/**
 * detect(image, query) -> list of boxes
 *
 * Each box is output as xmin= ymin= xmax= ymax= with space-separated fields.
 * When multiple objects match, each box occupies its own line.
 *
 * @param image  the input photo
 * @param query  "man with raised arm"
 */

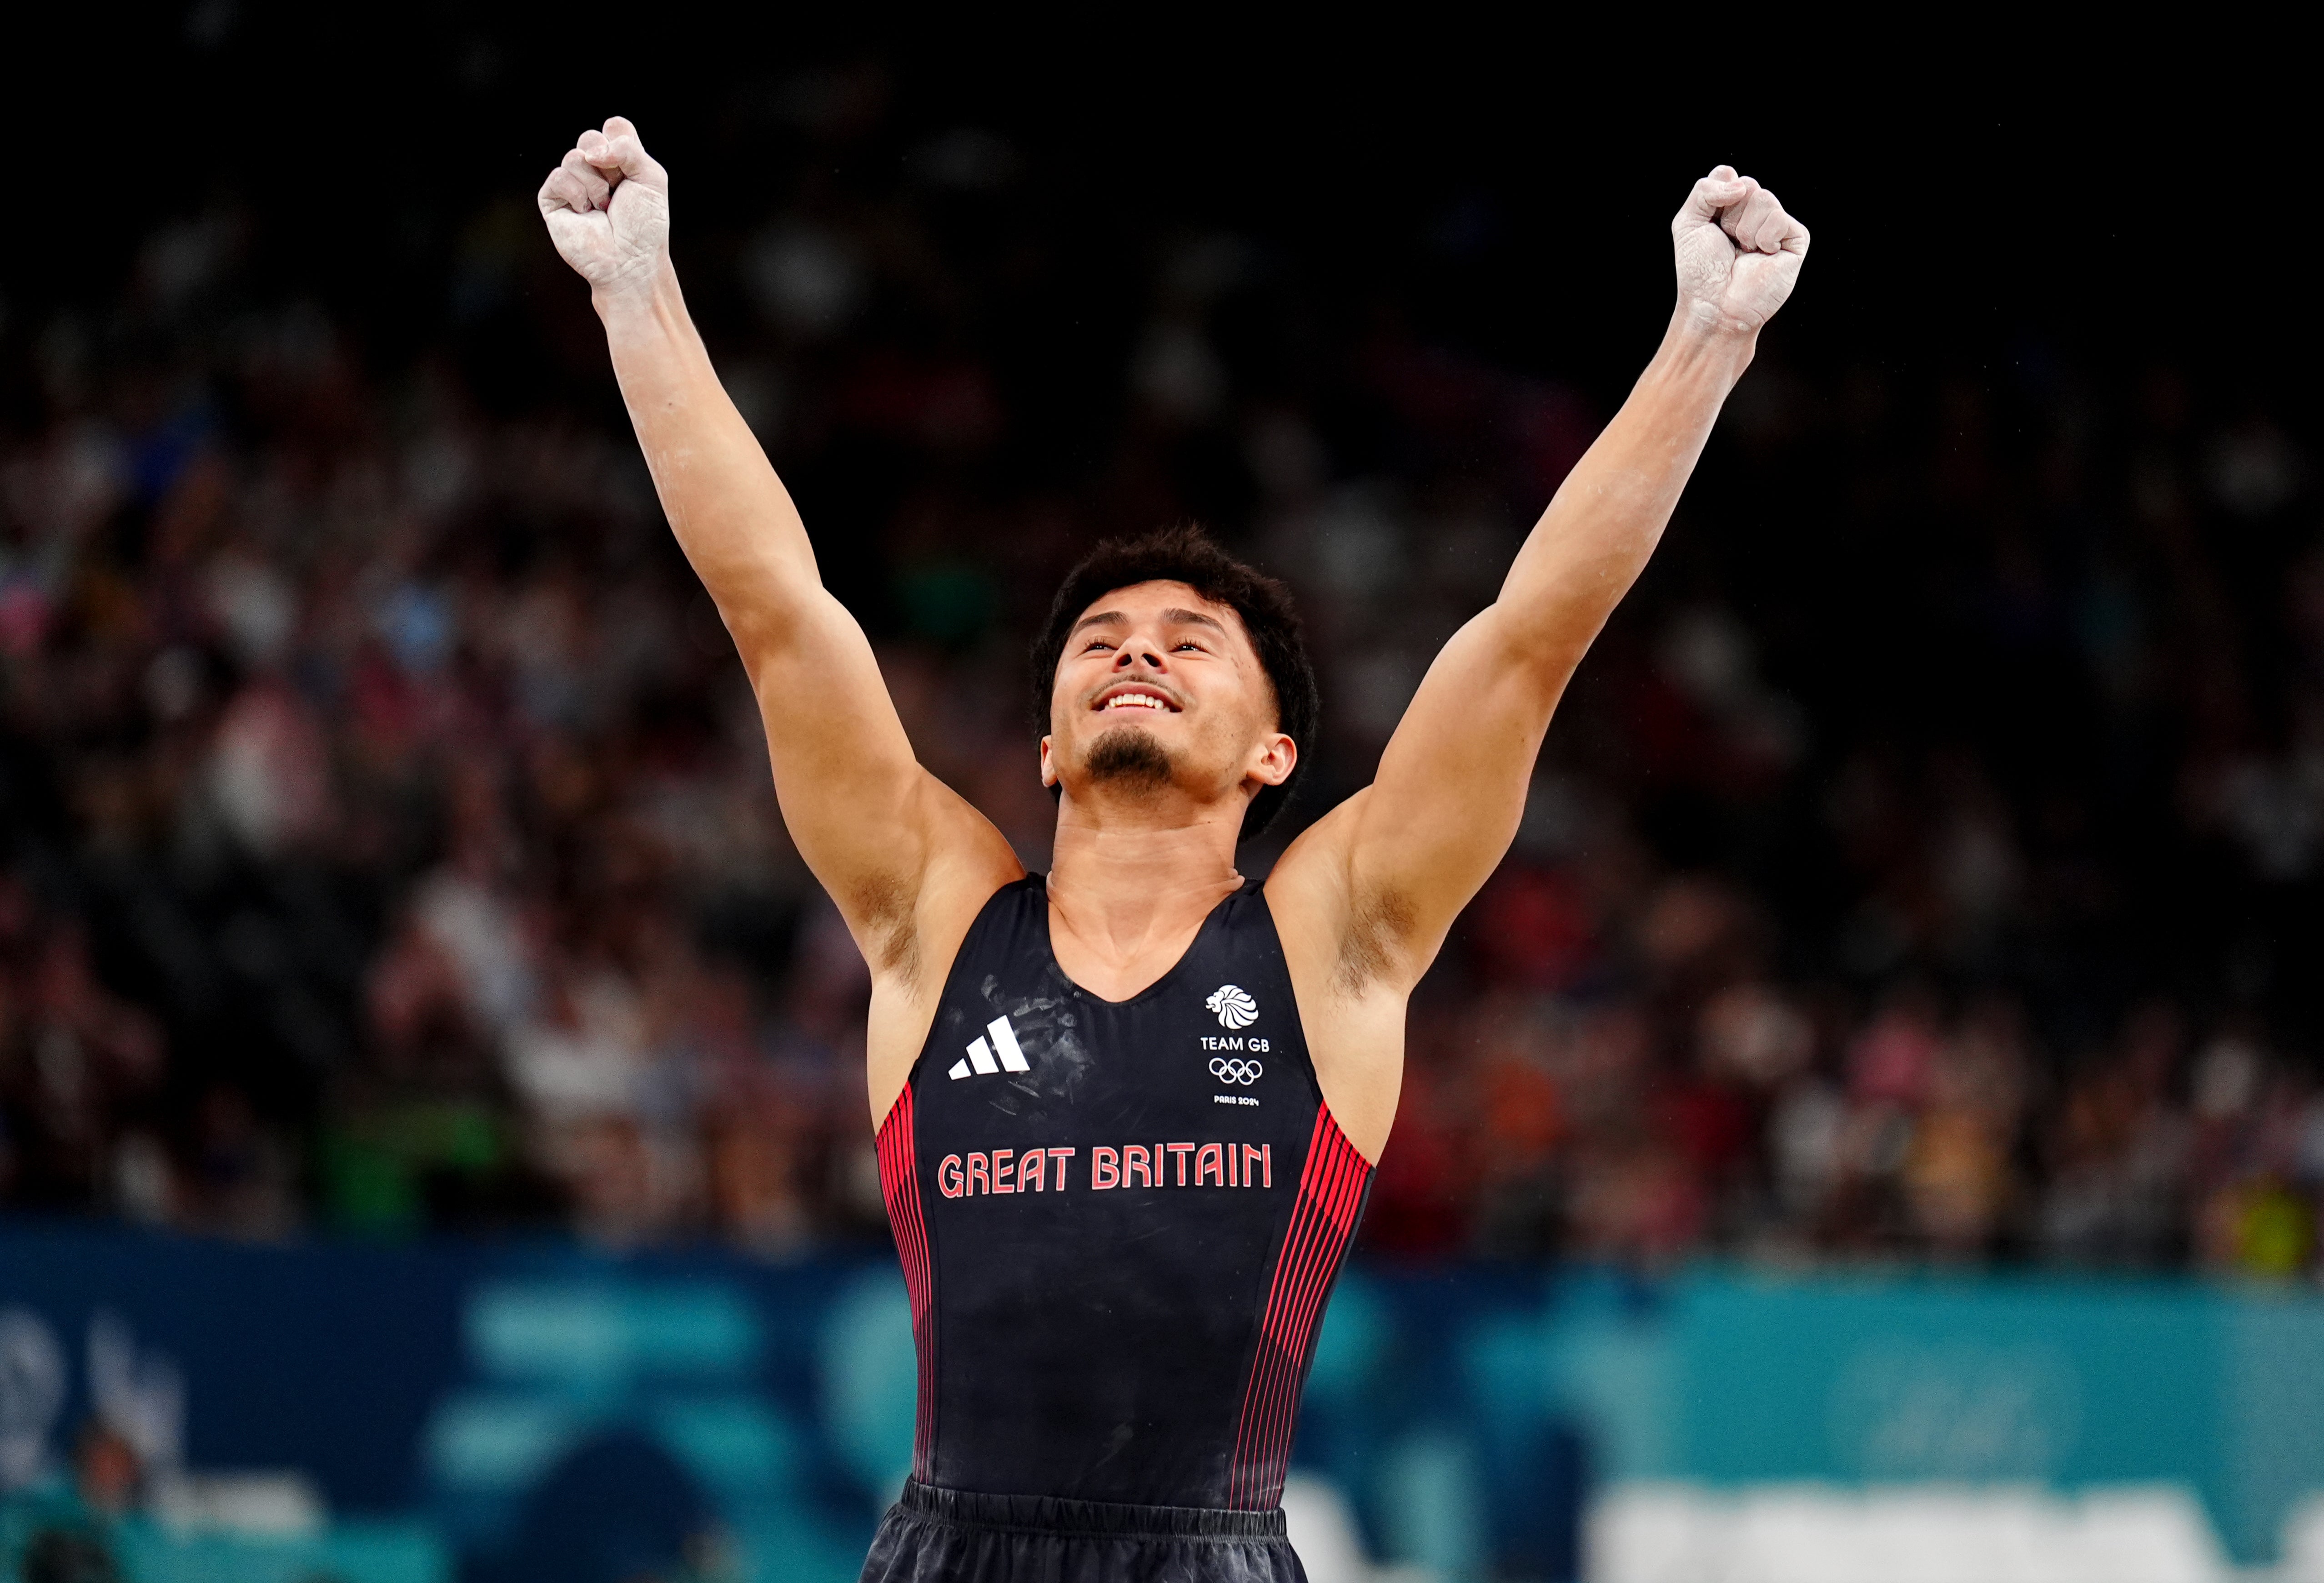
xmin=539 ymin=118 xmax=1805 ymax=1583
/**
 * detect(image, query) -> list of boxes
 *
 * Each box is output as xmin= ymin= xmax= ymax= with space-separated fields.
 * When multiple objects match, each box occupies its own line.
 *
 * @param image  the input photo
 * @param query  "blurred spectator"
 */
xmin=2 ymin=70 xmax=2323 ymax=1285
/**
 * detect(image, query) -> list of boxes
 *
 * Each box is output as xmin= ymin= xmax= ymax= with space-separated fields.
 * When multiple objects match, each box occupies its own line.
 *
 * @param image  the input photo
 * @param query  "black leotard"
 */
xmin=874 ymin=876 xmax=1374 ymax=1512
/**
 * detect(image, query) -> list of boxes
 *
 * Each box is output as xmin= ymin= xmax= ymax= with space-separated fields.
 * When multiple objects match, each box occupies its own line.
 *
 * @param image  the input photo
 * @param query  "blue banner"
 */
xmin=6 ymin=1221 xmax=2323 ymax=1577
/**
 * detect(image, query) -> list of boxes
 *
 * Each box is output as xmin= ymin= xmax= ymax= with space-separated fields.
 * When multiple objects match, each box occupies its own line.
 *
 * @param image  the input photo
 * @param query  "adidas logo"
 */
xmin=948 ymin=1015 xmax=1032 ymax=1080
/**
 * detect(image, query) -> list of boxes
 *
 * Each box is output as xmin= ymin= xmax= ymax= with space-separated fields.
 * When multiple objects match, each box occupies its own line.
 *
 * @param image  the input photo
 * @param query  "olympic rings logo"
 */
xmin=1210 ymin=1057 xmax=1264 ymax=1085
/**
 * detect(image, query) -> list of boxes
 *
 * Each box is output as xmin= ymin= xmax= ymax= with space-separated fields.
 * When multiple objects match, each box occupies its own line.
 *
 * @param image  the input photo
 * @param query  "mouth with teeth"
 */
xmin=1093 ymin=684 xmax=1180 ymax=714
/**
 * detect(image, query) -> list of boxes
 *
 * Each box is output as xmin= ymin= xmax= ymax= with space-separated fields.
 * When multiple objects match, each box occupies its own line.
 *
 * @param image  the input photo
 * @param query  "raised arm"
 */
xmin=537 ymin=120 xmax=1019 ymax=975
xmin=1278 ymin=167 xmax=1807 ymax=995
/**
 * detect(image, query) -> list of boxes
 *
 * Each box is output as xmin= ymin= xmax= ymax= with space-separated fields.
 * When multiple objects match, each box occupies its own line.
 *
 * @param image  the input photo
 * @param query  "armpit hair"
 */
xmin=850 ymin=872 xmax=922 ymax=985
xmin=1335 ymin=882 xmax=1415 ymax=995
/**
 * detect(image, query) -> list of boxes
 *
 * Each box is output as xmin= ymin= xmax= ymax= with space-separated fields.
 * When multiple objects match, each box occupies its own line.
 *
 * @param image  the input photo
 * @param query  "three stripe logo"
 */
xmin=948 ymin=1015 xmax=1032 ymax=1080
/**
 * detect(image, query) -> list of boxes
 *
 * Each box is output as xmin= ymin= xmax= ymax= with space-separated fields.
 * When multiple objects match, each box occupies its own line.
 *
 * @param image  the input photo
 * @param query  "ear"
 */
xmin=1244 ymin=732 xmax=1296 ymax=791
xmin=1039 ymin=735 xmax=1057 ymax=788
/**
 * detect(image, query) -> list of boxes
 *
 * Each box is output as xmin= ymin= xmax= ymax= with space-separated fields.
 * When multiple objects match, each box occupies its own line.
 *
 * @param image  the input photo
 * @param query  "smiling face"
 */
xmin=1040 ymin=579 xmax=1295 ymax=817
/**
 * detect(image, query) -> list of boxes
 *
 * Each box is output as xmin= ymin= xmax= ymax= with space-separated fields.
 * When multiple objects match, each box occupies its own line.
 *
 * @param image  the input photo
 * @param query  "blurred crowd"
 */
xmin=4 ymin=69 xmax=2322 ymax=1277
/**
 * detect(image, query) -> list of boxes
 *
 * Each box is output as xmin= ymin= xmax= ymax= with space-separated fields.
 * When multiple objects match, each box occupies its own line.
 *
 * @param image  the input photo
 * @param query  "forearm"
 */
xmin=595 ymin=260 xmax=820 ymax=652
xmin=1314 ymin=168 xmax=1803 ymax=990
xmin=537 ymin=119 xmax=1018 ymax=932
xmin=1495 ymin=311 xmax=1754 ymax=666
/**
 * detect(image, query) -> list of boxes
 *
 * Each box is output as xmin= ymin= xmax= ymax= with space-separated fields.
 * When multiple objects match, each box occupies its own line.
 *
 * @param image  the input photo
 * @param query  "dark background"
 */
xmin=5 ymin=11 xmax=2322 ymax=1272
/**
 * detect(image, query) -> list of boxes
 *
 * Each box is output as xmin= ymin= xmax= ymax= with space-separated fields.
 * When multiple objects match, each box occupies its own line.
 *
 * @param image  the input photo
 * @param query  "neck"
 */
xmin=1046 ymin=786 xmax=1245 ymax=963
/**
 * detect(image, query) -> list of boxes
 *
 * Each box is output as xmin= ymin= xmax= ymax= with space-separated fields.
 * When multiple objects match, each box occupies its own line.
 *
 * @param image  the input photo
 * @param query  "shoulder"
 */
xmin=845 ymin=784 xmax=1021 ymax=980
xmin=1260 ymin=789 xmax=1421 ymax=1001
xmin=1253 ymin=808 xmax=1410 ymax=1165
xmin=898 ymin=838 xmax=1032 ymax=992
xmin=863 ymin=854 xmax=1029 ymax=1128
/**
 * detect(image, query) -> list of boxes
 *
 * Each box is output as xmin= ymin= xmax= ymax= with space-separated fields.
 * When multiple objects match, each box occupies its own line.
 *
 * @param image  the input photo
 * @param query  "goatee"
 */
xmin=1085 ymin=726 xmax=1174 ymax=790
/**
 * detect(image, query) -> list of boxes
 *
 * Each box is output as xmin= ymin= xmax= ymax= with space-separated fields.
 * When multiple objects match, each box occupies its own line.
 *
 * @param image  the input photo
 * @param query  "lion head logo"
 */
xmin=1205 ymin=984 xmax=1259 ymax=1030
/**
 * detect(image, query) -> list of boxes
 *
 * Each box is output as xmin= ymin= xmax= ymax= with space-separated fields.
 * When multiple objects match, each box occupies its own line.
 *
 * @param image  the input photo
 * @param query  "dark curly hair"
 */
xmin=1030 ymin=526 xmax=1320 ymax=839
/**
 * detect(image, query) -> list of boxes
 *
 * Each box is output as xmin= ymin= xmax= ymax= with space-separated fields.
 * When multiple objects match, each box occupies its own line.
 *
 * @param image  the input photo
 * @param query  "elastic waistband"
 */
xmin=897 ymin=1479 xmax=1287 ymax=1540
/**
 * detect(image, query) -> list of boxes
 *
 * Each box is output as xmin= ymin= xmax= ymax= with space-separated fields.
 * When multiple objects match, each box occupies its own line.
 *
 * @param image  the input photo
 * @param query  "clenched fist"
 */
xmin=1672 ymin=166 xmax=1808 ymax=334
xmin=537 ymin=117 xmax=670 ymax=301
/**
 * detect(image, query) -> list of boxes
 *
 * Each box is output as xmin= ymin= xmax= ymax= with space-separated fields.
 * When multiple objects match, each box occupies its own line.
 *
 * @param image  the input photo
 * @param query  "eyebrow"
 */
xmin=1069 ymin=606 xmax=1230 ymax=638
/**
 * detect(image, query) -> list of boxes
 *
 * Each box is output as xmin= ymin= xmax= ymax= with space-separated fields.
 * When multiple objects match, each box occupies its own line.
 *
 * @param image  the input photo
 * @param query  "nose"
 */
xmin=1114 ymin=639 xmax=1165 ymax=669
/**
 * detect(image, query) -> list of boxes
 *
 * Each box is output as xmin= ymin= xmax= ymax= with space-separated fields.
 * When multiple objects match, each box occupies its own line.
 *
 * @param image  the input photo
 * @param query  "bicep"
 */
xmin=1270 ymin=616 xmax=1562 ymax=1136
xmin=1341 ymin=608 xmax=1567 ymax=973
xmin=748 ymin=590 xmax=1018 ymax=955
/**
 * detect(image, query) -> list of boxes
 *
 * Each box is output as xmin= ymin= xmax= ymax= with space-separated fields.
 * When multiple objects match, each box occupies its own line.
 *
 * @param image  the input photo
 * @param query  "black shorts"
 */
xmin=861 ymin=1479 xmax=1306 ymax=1583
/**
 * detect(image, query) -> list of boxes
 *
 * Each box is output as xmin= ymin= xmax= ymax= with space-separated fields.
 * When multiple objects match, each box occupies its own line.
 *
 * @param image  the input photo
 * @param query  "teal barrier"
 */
xmin=1481 ymin=1268 xmax=2324 ymax=1565
xmin=111 ymin=1518 xmax=447 ymax=1583
xmin=9 ymin=1219 xmax=2324 ymax=1575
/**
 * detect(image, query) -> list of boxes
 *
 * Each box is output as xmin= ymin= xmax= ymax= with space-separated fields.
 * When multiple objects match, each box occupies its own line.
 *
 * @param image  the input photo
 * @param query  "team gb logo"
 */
xmin=1206 ymin=985 xmax=1259 ymax=1030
